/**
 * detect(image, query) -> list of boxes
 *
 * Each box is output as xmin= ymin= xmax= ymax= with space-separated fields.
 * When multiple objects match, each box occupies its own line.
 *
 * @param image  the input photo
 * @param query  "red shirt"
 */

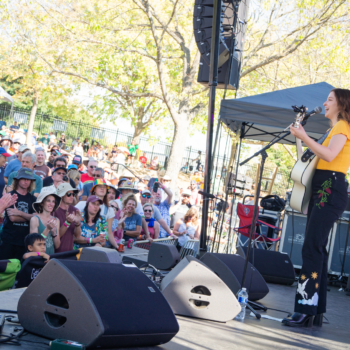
xmin=81 ymin=173 xmax=94 ymax=184
xmin=139 ymin=156 xmax=147 ymax=164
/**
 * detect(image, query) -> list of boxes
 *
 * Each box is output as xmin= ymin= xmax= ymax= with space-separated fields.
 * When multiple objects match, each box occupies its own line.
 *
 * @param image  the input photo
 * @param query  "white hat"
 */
xmin=33 ymin=187 xmax=61 ymax=213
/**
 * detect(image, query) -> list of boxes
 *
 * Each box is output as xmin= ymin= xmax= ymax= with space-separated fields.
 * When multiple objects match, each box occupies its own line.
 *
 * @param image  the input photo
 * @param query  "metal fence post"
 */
xmin=76 ymin=120 xmax=82 ymax=139
xmin=115 ymin=129 xmax=119 ymax=145
xmin=186 ymin=146 xmax=192 ymax=173
xmin=38 ymin=112 xmax=44 ymax=135
xmin=150 ymin=145 xmax=155 ymax=163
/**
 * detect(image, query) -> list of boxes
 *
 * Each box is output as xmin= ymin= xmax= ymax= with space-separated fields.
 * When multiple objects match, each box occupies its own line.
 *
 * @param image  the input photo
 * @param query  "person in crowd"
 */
xmin=22 ymin=233 xmax=50 ymax=263
xmin=119 ymin=194 xmax=142 ymax=243
xmin=54 ymin=183 xmax=81 ymax=253
xmin=180 ymin=162 xmax=189 ymax=173
xmin=4 ymin=145 xmax=30 ymax=184
xmin=109 ymin=199 xmax=119 ymax=231
xmin=0 ymin=193 xmax=18 ymax=216
xmin=189 ymin=180 xmax=200 ymax=206
xmin=60 ymin=150 xmax=71 ymax=163
xmin=127 ymin=140 xmax=138 ymax=166
xmin=30 ymin=187 xmax=61 ymax=255
xmin=193 ymin=150 xmax=202 ymax=171
xmin=108 ymin=145 xmax=117 ymax=161
xmin=16 ymin=129 xmax=26 ymax=144
xmin=139 ymin=189 xmax=173 ymax=237
xmin=75 ymin=179 xmax=118 ymax=249
xmin=172 ymin=207 xmax=200 ymax=250
xmin=113 ymin=149 xmax=126 ymax=175
xmin=213 ymin=173 xmax=223 ymax=194
xmin=0 ymin=135 xmax=13 ymax=152
xmin=159 ymin=174 xmax=172 ymax=201
xmin=116 ymin=180 xmax=143 ymax=215
xmin=143 ymin=175 xmax=151 ymax=188
xmin=7 ymin=138 xmax=21 ymax=162
xmin=80 ymin=167 xmax=104 ymax=201
xmin=6 ymin=152 xmax=43 ymax=197
xmin=0 ymin=168 xmax=36 ymax=260
xmin=73 ymin=195 xmax=107 ymax=249
xmin=138 ymin=152 xmax=147 ymax=168
xmin=67 ymin=169 xmax=83 ymax=197
xmin=40 ymin=133 xmax=50 ymax=148
xmin=71 ymin=137 xmax=79 ymax=150
xmin=58 ymin=133 xmax=66 ymax=149
xmin=139 ymin=203 xmax=160 ymax=240
xmin=44 ymin=167 xmax=68 ymax=191
xmin=49 ymin=132 xmax=56 ymax=145
xmin=147 ymin=168 xmax=163 ymax=191
xmin=81 ymin=159 xmax=98 ymax=184
xmin=31 ymin=131 xmax=38 ymax=146
xmin=10 ymin=121 xmax=19 ymax=130
xmin=0 ymin=148 xmax=11 ymax=197
xmin=83 ymin=138 xmax=89 ymax=154
xmin=46 ymin=150 xmax=56 ymax=169
xmin=72 ymin=155 xmax=84 ymax=173
xmin=34 ymin=148 xmax=51 ymax=179
xmin=107 ymin=185 xmax=119 ymax=202
xmin=150 ymin=156 xmax=159 ymax=170
xmin=152 ymin=181 xmax=173 ymax=238
xmin=43 ymin=157 xmax=76 ymax=189
xmin=73 ymin=142 xmax=84 ymax=157
xmin=170 ymin=189 xmax=192 ymax=227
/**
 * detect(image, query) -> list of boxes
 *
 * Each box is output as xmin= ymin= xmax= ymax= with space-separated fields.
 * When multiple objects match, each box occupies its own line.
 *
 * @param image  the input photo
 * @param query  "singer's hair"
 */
xmin=331 ymin=88 xmax=350 ymax=124
xmin=184 ymin=207 xmax=199 ymax=225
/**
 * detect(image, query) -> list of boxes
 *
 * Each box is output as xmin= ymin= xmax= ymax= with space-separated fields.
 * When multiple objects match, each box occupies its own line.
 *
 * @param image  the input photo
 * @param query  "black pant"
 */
xmin=294 ymin=170 xmax=347 ymax=315
xmin=0 ymin=241 xmax=26 ymax=261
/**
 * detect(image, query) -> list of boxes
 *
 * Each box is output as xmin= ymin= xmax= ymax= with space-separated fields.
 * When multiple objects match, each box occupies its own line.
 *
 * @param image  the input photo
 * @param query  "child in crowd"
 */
xmin=22 ymin=233 xmax=50 ymax=263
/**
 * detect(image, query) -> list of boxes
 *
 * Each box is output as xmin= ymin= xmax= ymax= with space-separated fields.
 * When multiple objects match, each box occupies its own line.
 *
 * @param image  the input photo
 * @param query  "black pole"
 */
xmin=200 ymin=0 xmax=222 ymax=253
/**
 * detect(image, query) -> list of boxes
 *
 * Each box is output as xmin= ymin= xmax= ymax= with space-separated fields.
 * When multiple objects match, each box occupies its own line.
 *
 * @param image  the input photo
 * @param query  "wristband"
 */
xmin=90 ymin=238 xmax=92 ymax=244
xmin=41 ymin=233 xmax=46 ymax=238
xmin=37 ymin=252 xmax=40 ymax=256
xmin=65 ymin=220 xmax=70 ymax=226
xmin=87 ymin=237 xmax=89 ymax=244
xmin=63 ymin=222 xmax=68 ymax=227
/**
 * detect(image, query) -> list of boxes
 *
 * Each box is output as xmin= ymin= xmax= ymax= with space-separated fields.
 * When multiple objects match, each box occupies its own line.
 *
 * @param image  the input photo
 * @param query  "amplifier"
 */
xmin=328 ymin=217 xmax=350 ymax=277
xmin=279 ymin=210 xmax=335 ymax=269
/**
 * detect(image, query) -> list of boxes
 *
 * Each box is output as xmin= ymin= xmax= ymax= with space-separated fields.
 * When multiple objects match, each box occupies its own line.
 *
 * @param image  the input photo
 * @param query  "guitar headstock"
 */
xmin=292 ymin=105 xmax=307 ymax=129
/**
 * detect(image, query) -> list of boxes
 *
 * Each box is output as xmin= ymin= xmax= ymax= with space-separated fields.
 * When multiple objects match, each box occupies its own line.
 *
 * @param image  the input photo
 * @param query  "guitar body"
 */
xmin=290 ymin=155 xmax=319 ymax=214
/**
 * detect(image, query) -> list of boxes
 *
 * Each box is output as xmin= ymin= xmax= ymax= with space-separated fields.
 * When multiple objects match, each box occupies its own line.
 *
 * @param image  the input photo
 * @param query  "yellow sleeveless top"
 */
xmin=316 ymin=120 xmax=350 ymax=174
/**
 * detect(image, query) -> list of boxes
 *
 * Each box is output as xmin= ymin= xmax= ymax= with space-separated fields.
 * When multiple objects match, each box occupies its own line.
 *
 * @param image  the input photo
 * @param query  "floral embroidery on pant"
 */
xmin=316 ymin=178 xmax=332 ymax=208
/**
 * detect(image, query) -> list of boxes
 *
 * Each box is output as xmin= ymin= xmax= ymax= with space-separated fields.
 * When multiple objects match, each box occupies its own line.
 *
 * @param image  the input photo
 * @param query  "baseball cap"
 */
xmin=141 ymin=189 xmax=151 ymax=195
xmin=68 ymin=164 xmax=78 ymax=171
xmin=73 ymin=155 xmax=82 ymax=164
xmin=182 ymin=189 xmax=192 ymax=196
xmin=0 ymin=147 xmax=11 ymax=157
xmin=52 ymin=167 xmax=67 ymax=175
xmin=19 ymin=145 xmax=30 ymax=153
xmin=87 ymin=195 xmax=103 ymax=204
xmin=12 ymin=138 xmax=22 ymax=145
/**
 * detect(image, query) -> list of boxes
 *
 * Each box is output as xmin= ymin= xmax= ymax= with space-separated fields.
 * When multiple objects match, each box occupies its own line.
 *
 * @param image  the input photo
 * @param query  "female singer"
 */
xmin=283 ymin=88 xmax=350 ymax=327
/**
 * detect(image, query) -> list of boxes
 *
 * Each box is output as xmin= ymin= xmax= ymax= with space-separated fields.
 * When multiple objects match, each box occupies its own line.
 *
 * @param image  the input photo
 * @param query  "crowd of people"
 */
xmin=0 ymin=136 xmax=204 ymax=264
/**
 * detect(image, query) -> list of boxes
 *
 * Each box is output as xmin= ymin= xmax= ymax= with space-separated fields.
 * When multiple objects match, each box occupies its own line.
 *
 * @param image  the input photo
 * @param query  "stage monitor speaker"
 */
xmin=160 ymin=256 xmax=240 ymax=322
xmin=79 ymin=246 xmax=122 ymax=264
xmin=200 ymin=253 xmax=269 ymax=301
xmin=148 ymin=243 xmax=180 ymax=270
xmin=18 ymin=259 xmax=179 ymax=348
xmin=280 ymin=210 xmax=335 ymax=269
xmin=240 ymin=247 xmax=295 ymax=285
xmin=328 ymin=218 xmax=350 ymax=276
xmin=122 ymin=255 xmax=148 ymax=268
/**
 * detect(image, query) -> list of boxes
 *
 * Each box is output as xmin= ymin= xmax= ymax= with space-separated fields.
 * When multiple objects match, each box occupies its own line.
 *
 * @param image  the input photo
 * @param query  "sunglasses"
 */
xmin=182 ymin=194 xmax=190 ymax=198
xmin=66 ymin=192 xmax=75 ymax=197
xmin=142 ymin=194 xmax=151 ymax=198
xmin=89 ymin=165 xmax=97 ymax=169
xmin=111 ymin=206 xmax=119 ymax=211
xmin=55 ymin=172 xmax=66 ymax=176
xmin=93 ymin=174 xmax=102 ymax=178
xmin=144 ymin=209 xmax=152 ymax=213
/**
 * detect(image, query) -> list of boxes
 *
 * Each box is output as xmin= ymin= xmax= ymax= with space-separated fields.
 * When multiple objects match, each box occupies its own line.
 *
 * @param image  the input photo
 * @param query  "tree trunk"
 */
xmin=165 ymin=116 xmax=189 ymax=184
xmin=26 ymin=92 xmax=39 ymax=147
xmin=132 ymin=121 xmax=144 ymax=144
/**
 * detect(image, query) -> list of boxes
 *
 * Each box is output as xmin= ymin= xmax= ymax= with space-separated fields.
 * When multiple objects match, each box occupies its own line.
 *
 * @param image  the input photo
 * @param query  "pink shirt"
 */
xmin=190 ymin=189 xmax=200 ymax=206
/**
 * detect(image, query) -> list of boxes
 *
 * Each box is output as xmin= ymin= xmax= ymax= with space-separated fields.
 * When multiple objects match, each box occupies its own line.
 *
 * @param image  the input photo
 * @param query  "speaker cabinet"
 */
xmin=148 ymin=243 xmax=180 ymax=270
xmin=79 ymin=246 xmax=122 ymax=264
xmin=240 ymin=247 xmax=296 ymax=285
xmin=18 ymin=259 xmax=179 ymax=348
xmin=200 ymin=253 xmax=269 ymax=301
xmin=160 ymin=256 xmax=240 ymax=322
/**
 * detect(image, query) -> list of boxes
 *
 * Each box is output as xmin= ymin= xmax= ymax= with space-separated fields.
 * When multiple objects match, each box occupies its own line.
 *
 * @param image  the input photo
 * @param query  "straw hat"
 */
xmin=90 ymin=179 xmax=110 ymax=194
xmin=118 ymin=180 xmax=139 ymax=194
xmin=33 ymin=187 xmax=61 ymax=213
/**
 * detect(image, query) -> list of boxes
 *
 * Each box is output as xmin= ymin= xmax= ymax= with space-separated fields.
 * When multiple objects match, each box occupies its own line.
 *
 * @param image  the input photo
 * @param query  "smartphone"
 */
xmin=153 ymin=178 xmax=159 ymax=192
xmin=63 ymin=175 xmax=69 ymax=182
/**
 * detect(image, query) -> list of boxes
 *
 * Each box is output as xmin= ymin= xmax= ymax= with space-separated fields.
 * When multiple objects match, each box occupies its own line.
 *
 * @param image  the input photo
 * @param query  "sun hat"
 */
xmin=118 ymin=180 xmax=139 ymax=194
xmin=33 ymin=187 xmax=61 ymax=213
xmin=0 ymin=147 xmax=11 ymax=157
xmin=158 ymin=169 xmax=166 ymax=178
xmin=90 ymin=179 xmax=110 ymax=194
xmin=162 ymin=175 xmax=171 ymax=181
xmin=143 ymin=175 xmax=151 ymax=181
xmin=0 ymin=136 xmax=13 ymax=145
xmin=56 ymin=183 xmax=79 ymax=197
xmin=12 ymin=138 xmax=22 ymax=145
xmin=86 ymin=195 xmax=103 ymax=204
xmin=19 ymin=145 xmax=30 ymax=153
xmin=182 ymin=189 xmax=192 ymax=196
xmin=14 ymin=168 xmax=35 ymax=180
xmin=107 ymin=185 xmax=120 ymax=199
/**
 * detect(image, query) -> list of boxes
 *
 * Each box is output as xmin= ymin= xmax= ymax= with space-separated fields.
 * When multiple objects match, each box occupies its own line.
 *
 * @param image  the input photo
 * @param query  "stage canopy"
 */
xmin=219 ymin=82 xmax=334 ymax=144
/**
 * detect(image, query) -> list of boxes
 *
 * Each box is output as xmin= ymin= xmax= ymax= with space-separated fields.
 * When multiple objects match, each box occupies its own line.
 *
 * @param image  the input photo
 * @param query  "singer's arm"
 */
xmin=291 ymin=125 xmax=346 ymax=162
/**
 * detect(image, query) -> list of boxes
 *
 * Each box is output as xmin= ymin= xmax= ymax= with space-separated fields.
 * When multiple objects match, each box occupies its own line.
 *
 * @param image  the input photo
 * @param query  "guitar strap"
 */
xmin=301 ymin=128 xmax=333 ymax=162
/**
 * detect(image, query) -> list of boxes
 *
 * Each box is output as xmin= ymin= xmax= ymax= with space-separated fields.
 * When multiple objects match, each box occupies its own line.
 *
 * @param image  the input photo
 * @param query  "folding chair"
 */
xmin=234 ymin=202 xmax=281 ymax=250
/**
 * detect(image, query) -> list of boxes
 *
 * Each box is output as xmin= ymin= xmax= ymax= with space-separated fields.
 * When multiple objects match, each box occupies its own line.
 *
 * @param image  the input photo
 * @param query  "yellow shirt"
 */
xmin=317 ymin=120 xmax=350 ymax=174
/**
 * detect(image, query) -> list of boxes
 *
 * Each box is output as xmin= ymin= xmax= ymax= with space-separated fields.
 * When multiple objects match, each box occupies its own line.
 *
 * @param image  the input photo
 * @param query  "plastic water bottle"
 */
xmin=235 ymin=288 xmax=248 ymax=321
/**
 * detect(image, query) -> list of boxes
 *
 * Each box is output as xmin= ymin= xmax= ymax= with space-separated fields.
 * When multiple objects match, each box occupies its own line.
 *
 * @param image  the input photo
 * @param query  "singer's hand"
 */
xmin=290 ymin=124 xmax=307 ymax=142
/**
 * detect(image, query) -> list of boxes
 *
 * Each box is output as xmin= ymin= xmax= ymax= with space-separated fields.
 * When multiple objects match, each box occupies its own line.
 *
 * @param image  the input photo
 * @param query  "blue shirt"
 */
xmin=155 ymin=200 xmax=171 ymax=238
xmin=4 ymin=159 xmax=21 ymax=177
xmin=82 ymin=182 xmax=93 ymax=197
xmin=123 ymin=213 xmax=142 ymax=242
xmin=0 ymin=167 xmax=5 ymax=198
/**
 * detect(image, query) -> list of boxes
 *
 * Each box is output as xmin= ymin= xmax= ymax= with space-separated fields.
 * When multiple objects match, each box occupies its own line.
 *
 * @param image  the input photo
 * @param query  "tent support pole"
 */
xmin=200 ymin=0 xmax=222 ymax=255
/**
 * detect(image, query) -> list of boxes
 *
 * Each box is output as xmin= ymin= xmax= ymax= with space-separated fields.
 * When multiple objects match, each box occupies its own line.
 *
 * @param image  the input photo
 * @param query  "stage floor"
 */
xmin=1 ymin=283 xmax=349 ymax=350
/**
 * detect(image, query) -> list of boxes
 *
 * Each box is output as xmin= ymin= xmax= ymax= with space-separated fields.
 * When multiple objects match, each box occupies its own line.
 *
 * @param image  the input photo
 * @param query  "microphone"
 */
xmin=301 ymin=106 xmax=322 ymax=124
xmin=198 ymin=190 xmax=223 ymax=200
